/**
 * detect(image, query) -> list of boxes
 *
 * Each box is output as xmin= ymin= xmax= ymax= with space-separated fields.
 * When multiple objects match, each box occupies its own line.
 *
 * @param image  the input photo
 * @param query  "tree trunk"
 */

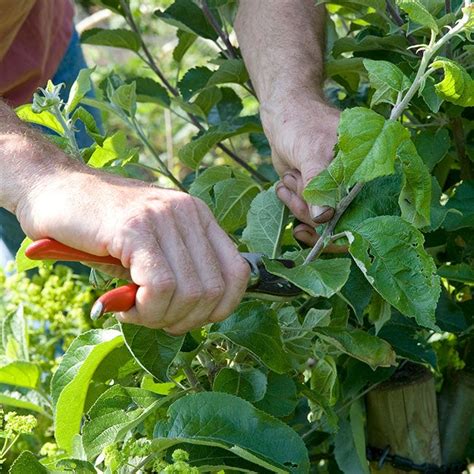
xmin=366 ymin=363 xmax=442 ymax=473
xmin=438 ymin=370 xmax=474 ymax=464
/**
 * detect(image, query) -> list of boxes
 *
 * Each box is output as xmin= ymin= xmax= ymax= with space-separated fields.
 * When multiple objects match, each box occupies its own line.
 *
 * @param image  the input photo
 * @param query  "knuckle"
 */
xmin=203 ymin=282 xmax=225 ymax=301
xmin=181 ymin=284 xmax=203 ymax=305
xmin=153 ymin=274 xmax=177 ymax=294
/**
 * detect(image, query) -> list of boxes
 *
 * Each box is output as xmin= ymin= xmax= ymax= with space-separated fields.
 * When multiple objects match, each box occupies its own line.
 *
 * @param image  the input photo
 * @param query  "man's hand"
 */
xmin=260 ymin=94 xmax=340 ymax=246
xmin=15 ymin=167 xmax=250 ymax=335
xmin=235 ymin=0 xmax=339 ymax=246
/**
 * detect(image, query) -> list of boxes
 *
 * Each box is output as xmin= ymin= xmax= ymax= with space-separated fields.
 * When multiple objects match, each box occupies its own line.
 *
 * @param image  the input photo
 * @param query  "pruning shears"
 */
xmin=25 ymin=238 xmax=303 ymax=320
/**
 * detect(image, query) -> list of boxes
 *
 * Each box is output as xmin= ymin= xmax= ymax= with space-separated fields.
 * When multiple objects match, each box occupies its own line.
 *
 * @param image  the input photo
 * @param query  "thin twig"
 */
xmin=303 ymin=183 xmax=363 ymax=264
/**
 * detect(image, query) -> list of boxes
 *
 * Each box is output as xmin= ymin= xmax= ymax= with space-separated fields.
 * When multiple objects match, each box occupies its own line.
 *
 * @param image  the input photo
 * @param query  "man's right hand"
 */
xmin=16 ymin=166 xmax=250 ymax=335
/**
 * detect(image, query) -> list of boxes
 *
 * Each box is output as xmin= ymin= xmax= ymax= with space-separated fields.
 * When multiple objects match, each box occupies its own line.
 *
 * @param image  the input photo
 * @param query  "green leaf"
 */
xmin=54 ymin=459 xmax=96 ymax=473
xmin=310 ymin=356 xmax=338 ymax=408
xmin=325 ymin=57 xmax=365 ymax=92
xmin=363 ymin=59 xmax=410 ymax=106
xmin=178 ymin=67 xmax=213 ymax=100
xmin=80 ymin=28 xmax=141 ymax=52
xmin=213 ymin=368 xmax=267 ymax=402
xmin=413 ymin=128 xmax=450 ymax=171
xmin=189 ymin=166 xmax=233 ymax=206
xmin=155 ymin=0 xmax=218 ymax=40
xmin=2 ymin=306 xmax=28 ymax=362
xmin=254 ymin=372 xmax=298 ymax=418
xmin=332 ymin=35 xmax=408 ymax=58
xmin=421 ymin=75 xmax=444 ymax=113
xmin=397 ymin=0 xmax=439 ymax=32
xmin=178 ymin=116 xmax=262 ymax=168
xmin=213 ymin=178 xmax=260 ymax=232
xmin=207 ymin=59 xmax=249 ymax=87
xmin=210 ymin=302 xmax=291 ymax=373
xmin=339 ymin=264 xmax=373 ymax=323
xmin=208 ymin=87 xmax=243 ymax=123
xmin=435 ymin=292 xmax=467 ymax=333
xmin=444 ymin=180 xmax=474 ymax=230
xmin=348 ymin=216 xmax=441 ymax=328
xmin=263 ymin=258 xmax=352 ymax=298
xmin=242 ymin=184 xmax=289 ymax=258
xmin=51 ymin=328 xmax=124 ymax=453
xmin=111 ymin=82 xmax=136 ymax=116
xmin=0 ymin=387 xmax=47 ymax=415
xmin=397 ymin=140 xmax=432 ymax=228
xmin=316 ymin=327 xmax=396 ymax=369
xmin=304 ymin=108 xmax=409 ymax=207
xmin=121 ymin=324 xmax=185 ymax=382
xmin=65 ymin=68 xmax=93 ymax=115
xmin=88 ymin=131 xmax=137 ymax=168
xmin=438 ymin=263 xmax=474 ymax=284
xmin=368 ymin=292 xmax=392 ymax=335
xmin=334 ymin=401 xmax=370 ymax=474
xmin=16 ymin=104 xmax=64 ymax=135
xmin=83 ymin=386 xmax=163 ymax=459
xmin=15 ymin=237 xmax=43 ymax=273
xmin=195 ymin=87 xmax=224 ymax=117
xmin=9 ymin=451 xmax=47 ymax=474
xmin=154 ymin=392 xmax=309 ymax=473
xmin=129 ymin=77 xmax=170 ymax=107
xmin=71 ymin=107 xmax=104 ymax=145
xmin=431 ymin=58 xmax=474 ymax=106
xmin=173 ymin=29 xmax=197 ymax=62
xmin=0 ymin=361 xmax=39 ymax=389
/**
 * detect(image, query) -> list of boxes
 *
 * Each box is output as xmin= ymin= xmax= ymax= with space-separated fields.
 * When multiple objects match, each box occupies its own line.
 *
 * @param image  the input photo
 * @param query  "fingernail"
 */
xmin=310 ymin=205 xmax=333 ymax=222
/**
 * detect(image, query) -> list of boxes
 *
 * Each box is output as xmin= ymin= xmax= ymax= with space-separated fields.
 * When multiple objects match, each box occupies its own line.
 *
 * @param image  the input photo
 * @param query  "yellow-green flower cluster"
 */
xmin=4 ymin=412 xmax=37 ymax=435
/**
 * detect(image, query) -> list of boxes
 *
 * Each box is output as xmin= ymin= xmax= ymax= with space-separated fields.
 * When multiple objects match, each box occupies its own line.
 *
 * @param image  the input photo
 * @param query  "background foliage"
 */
xmin=1 ymin=0 xmax=473 ymax=472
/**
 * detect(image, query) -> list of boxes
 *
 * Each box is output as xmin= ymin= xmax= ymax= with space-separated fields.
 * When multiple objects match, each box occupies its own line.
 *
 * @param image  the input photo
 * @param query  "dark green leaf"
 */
xmin=211 ymin=302 xmax=291 ymax=373
xmin=397 ymin=0 xmax=439 ymax=32
xmin=263 ymin=258 xmax=351 ymax=298
xmin=349 ymin=216 xmax=441 ymax=328
xmin=208 ymin=87 xmax=243 ymax=123
xmin=173 ymin=29 xmax=197 ymax=62
xmin=155 ymin=0 xmax=218 ymax=40
xmin=254 ymin=372 xmax=298 ymax=418
xmin=121 ymin=324 xmax=185 ymax=382
xmin=435 ymin=291 xmax=468 ymax=333
xmin=154 ymin=392 xmax=309 ymax=472
xmin=438 ymin=263 xmax=474 ymax=284
xmin=444 ymin=180 xmax=474 ymax=230
xmin=213 ymin=368 xmax=267 ymax=402
xmin=129 ymin=77 xmax=170 ymax=106
xmin=178 ymin=67 xmax=213 ymax=100
xmin=80 ymin=28 xmax=141 ymax=52
xmin=413 ymin=128 xmax=450 ymax=171
xmin=9 ymin=451 xmax=47 ymax=474
xmin=332 ymin=35 xmax=408 ymax=57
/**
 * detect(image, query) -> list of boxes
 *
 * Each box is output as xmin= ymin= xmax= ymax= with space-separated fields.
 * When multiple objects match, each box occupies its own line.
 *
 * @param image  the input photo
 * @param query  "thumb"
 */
xmin=299 ymin=160 xmax=334 ymax=224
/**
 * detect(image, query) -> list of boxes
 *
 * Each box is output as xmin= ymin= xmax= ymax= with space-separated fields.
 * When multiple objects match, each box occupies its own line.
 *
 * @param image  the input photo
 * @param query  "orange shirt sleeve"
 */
xmin=0 ymin=0 xmax=36 ymax=60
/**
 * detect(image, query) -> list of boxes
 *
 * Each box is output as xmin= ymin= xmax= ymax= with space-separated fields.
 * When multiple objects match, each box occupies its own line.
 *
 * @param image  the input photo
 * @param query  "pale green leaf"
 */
xmin=263 ymin=258 xmax=352 ymax=298
xmin=121 ymin=324 xmax=184 ymax=382
xmin=51 ymin=329 xmax=124 ymax=452
xmin=213 ymin=368 xmax=267 ymax=402
xmin=83 ymin=386 xmax=163 ymax=459
xmin=348 ymin=216 xmax=441 ymax=328
xmin=431 ymin=58 xmax=474 ymax=107
xmin=173 ymin=29 xmax=197 ymax=62
xmin=88 ymin=131 xmax=137 ymax=168
xmin=397 ymin=140 xmax=432 ymax=228
xmin=80 ymin=28 xmax=141 ymax=52
xmin=2 ymin=306 xmax=28 ymax=362
xmin=0 ymin=361 xmax=39 ymax=389
xmin=310 ymin=356 xmax=338 ymax=407
xmin=0 ymin=387 xmax=47 ymax=415
xmin=15 ymin=237 xmax=43 ymax=273
xmin=154 ymin=392 xmax=309 ymax=473
xmin=210 ymin=302 xmax=291 ymax=373
xmin=65 ymin=68 xmax=93 ymax=115
xmin=16 ymin=104 xmax=64 ymax=135
xmin=397 ymin=0 xmax=439 ymax=32
xmin=242 ymin=184 xmax=289 ymax=258
xmin=111 ymin=82 xmax=137 ymax=116
xmin=9 ymin=451 xmax=47 ymax=474
xmin=316 ymin=327 xmax=396 ymax=369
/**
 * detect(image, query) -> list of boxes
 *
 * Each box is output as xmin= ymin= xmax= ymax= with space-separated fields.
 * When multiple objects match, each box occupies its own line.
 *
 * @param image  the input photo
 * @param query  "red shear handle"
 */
xmin=25 ymin=238 xmax=138 ymax=319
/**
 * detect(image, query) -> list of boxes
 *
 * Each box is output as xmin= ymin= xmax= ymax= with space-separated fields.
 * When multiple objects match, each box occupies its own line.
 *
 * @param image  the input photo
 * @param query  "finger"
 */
xmin=201 ymin=215 xmax=250 ymax=323
xmin=118 ymin=232 xmax=176 ymax=328
xmin=162 ymin=200 xmax=225 ymax=334
xmin=276 ymin=183 xmax=314 ymax=226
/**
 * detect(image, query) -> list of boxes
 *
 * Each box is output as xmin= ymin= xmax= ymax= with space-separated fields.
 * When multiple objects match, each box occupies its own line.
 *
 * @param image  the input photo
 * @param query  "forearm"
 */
xmin=0 ymin=99 xmax=80 ymax=215
xmin=235 ymin=0 xmax=326 ymax=105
